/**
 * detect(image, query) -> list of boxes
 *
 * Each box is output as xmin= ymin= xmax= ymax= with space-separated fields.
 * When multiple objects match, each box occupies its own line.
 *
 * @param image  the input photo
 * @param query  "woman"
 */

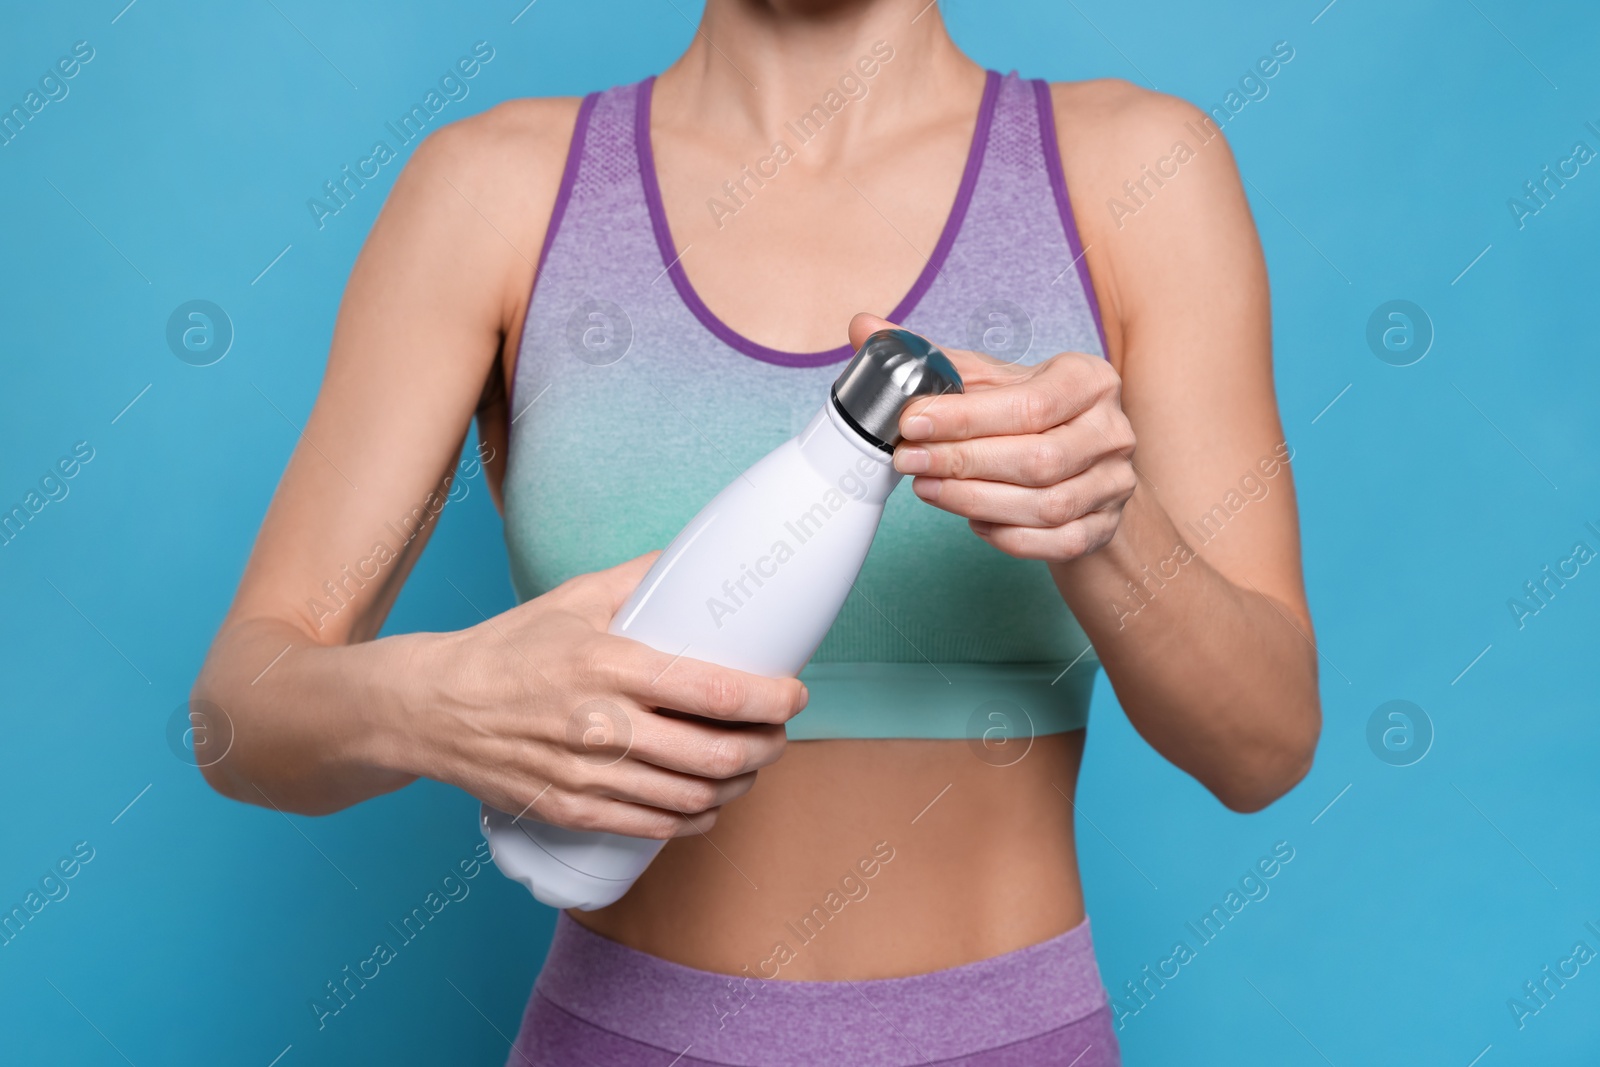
xmin=195 ymin=0 xmax=1320 ymax=1062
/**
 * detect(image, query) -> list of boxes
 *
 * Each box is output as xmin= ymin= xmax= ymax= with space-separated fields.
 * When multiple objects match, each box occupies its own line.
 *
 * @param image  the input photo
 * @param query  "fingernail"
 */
xmin=903 ymin=414 xmax=934 ymax=440
xmin=895 ymin=447 xmax=931 ymax=474
xmin=913 ymin=477 xmax=942 ymax=502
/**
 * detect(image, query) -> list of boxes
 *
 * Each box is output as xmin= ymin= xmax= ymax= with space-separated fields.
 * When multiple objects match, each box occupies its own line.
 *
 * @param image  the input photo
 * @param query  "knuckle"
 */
xmin=684 ymin=809 xmax=721 ymax=836
xmin=563 ymin=756 xmax=613 ymax=797
xmin=539 ymin=789 xmax=583 ymax=827
xmin=700 ymin=734 xmax=747 ymax=778
xmin=1025 ymin=440 xmax=1061 ymax=484
xmin=1043 ymin=383 xmax=1077 ymax=429
xmin=1041 ymin=484 xmax=1078 ymax=527
xmin=1020 ymin=388 xmax=1052 ymax=431
xmin=1117 ymin=465 xmax=1139 ymax=497
xmin=639 ymin=811 xmax=684 ymax=840
xmin=1091 ymin=354 xmax=1120 ymax=389
xmin=572 ymin=637 xmax=615 ymax=688
xmin=678 ymin=778 xmax=721 ymax=813
xmin=697 ymin=671 xmax=747 ymax=718
xmin=762 ymin=728 xmax=790 ymax=765
xmin=1058 ymin=522 xmax=1091 ymax=559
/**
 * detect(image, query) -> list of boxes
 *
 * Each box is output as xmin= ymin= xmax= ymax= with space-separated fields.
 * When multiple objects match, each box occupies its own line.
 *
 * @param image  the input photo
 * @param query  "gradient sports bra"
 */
xmin=502 ymin=71 xmax=1108 ymax=741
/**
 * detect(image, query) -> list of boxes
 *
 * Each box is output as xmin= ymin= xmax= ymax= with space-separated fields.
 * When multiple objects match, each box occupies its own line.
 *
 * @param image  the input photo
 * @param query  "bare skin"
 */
xmin=194 ymin=0 xmax=1318 ymax=982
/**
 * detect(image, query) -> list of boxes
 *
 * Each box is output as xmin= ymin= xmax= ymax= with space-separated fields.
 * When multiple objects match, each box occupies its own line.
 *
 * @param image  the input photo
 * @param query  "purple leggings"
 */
xmin=507 ymin=913 xmax=1121 ymax=1066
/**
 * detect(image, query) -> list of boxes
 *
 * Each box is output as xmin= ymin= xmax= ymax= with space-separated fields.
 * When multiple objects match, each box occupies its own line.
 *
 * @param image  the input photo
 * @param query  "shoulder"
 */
xmin=381 ymin=95 xmax=586 ymax=241
xmin=1045 ymin=78 xmax=1247 ymax=227
xmin=377 ymin=95 xmax=586 ymax=318
xmin=1047 ymin=79 xmax=1213 ymax=149
xmin=1042 ymin=80 xmax=1259 ymax=362
xmin=397 ymin=95 xmax=585 ymax=226
xmin=413 ymin=95 xmax=585 ymax=177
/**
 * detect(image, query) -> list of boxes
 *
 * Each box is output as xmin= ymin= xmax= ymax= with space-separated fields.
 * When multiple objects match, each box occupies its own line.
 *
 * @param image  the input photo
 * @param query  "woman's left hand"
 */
xmin=885 ymin=327 xmax=1138 ymax=563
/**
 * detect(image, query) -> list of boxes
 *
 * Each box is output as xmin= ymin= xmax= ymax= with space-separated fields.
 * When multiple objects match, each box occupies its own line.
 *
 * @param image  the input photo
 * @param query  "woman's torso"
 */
xmin=486 ymin=64 xmax=1108 ymax=978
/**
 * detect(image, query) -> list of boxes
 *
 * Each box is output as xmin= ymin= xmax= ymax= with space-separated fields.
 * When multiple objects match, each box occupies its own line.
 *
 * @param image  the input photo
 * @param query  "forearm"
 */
xmin=1050 ymin=485 xmax=1320 ymax=810
xmin=192 ymin=617 xmax=431 ymax=815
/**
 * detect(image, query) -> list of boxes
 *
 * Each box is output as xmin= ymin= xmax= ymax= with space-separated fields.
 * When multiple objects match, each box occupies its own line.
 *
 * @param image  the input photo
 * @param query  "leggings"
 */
xmin=507 ymin=912 xmax=1121 ymax=1066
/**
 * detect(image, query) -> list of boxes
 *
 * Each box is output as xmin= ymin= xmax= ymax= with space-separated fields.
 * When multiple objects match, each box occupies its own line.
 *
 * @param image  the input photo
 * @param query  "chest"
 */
xmin=650 ymin=121 xmax=976 ymax=355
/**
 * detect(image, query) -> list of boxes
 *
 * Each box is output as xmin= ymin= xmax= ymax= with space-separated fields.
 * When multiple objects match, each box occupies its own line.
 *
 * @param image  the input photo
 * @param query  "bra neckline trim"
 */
xmin=634 ymin=69 xmax=1002 ymax=368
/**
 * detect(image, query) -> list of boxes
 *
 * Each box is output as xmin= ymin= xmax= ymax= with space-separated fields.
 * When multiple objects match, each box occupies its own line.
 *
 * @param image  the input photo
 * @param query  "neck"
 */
xmin=655 ymin=0 xmax=978 ymax=146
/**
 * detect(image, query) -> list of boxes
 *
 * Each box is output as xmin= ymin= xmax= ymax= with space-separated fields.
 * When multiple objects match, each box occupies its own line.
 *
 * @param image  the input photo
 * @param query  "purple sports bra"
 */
xmin=502 ymin=71 xmax=1109 ymax=740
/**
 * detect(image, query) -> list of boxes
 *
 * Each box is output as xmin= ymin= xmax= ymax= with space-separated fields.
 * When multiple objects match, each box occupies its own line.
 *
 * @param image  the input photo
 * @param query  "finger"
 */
xmin=621 ymin=712 xmax=788 ymax=779
xmin=520 ymin=784 xmax=721 ymax=840
xmin=580 ymin=759 xmax=761 ymax=814
xmin=912 ymin=464 xmax=1132 ymax=528
xmin=903 ymin=352 xmax=1116 ymax=443
xmin=925 ymin=344 xmax=1024 ymax=390
xmin=895 ymin=421 xmax=1108 ymax=485
xmin=969 ymin=511 xmax=1123 ymax=562
xmin=611 ymin=646 xmax=809 ymax=724
xmin=900 ymin=371 xmax=1097 ymax=443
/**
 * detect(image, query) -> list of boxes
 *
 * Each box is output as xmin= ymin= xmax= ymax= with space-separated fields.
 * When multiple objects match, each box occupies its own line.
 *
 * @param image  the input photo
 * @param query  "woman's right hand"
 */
xmin=392 ymin=552 xmax=809 ymax=839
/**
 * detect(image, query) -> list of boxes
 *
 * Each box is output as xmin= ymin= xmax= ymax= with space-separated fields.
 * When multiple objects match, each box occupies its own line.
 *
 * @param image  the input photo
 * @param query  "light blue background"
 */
xmin=2 ymin=1 xmax=1596 ymax=1064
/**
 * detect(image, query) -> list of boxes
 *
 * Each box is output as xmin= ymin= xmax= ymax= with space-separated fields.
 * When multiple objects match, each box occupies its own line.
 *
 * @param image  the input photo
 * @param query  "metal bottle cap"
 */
xmin=831 ymin=329 xmax=964 ymax=452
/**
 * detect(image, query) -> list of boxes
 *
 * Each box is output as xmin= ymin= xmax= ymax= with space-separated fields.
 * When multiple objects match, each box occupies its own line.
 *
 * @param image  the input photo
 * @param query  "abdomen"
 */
xmin=573 ymin=732 xmax=1088 ymax=980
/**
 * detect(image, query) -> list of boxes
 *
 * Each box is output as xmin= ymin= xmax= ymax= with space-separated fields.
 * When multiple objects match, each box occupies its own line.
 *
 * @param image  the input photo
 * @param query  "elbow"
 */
xmin=186 ymin=678 xmax=300 ymax=813
xmin=195 ymin=749 xmax=257 ymax=810
xmin=1214 ymin=749 xmax=1314 ymax=813
xmin=186 ymin=683 xmax=244 ymax=801
xmin=195 ymin=741 xmax=348 ymax=818
xmin=1212 ymin=704 xmax=1321 ymax=814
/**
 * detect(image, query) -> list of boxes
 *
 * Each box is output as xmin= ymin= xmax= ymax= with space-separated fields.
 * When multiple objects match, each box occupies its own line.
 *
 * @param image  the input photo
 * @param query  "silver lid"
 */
xmin=831 ymin=329 xmax=964 ymax=452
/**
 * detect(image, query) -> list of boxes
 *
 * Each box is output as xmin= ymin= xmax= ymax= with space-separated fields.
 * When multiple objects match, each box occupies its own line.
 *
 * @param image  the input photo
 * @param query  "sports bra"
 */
xmin=502 ymin=71 xmax=1108 ymax=740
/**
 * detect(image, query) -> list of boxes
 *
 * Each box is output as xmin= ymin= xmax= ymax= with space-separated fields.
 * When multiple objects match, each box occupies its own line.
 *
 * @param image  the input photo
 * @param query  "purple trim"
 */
xmin=534 ymin=92 xmax=599 ymax=282
xmin=635 ymin=70 xmax=1002 ymax=369
xmin=522 ymin=911 xmax=1113 ymax=1064
xmin=511 ymin=92 xmax=598 ymax=418
xmin=1032 ymin=79 xmax=1111 ymax=361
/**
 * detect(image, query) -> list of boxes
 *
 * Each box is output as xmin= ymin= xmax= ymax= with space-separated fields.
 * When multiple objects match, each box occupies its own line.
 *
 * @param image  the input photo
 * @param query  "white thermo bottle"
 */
xmin=481 ymin=328 xmax=963 ymax=910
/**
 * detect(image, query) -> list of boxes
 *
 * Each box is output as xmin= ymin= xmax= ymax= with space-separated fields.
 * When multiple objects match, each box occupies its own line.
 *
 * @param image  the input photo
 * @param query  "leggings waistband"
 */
xmin=531 ymin=912 xmax=1111 ymax=1066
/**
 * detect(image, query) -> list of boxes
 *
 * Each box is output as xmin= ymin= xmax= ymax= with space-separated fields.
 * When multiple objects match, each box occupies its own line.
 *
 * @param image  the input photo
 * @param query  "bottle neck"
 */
xmin=795 ymin=401 xmax=901 ymax=506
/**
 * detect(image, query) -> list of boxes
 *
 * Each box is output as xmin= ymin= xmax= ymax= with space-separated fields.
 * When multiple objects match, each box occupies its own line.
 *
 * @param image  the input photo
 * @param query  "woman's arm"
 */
xmin=866 ymin=83 xmax=1319 ymax=813
xmin=194 ymin=101 xmax=806 ymax=827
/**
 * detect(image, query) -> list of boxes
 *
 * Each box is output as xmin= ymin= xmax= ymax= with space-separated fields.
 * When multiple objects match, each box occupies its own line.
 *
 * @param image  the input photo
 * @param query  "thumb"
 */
xmin=847 ymin=312 xmax=896 ymax=351
xmin=570 ymin=549 xmax=663 ymax=625
xmin=846 ymin=312 xmax=1013 ymax=391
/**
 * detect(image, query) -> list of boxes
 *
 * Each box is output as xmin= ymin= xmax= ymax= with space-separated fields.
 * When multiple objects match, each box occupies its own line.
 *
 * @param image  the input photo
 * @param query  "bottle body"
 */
xmin=482 ymin=400 xmax=901 ymax=909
